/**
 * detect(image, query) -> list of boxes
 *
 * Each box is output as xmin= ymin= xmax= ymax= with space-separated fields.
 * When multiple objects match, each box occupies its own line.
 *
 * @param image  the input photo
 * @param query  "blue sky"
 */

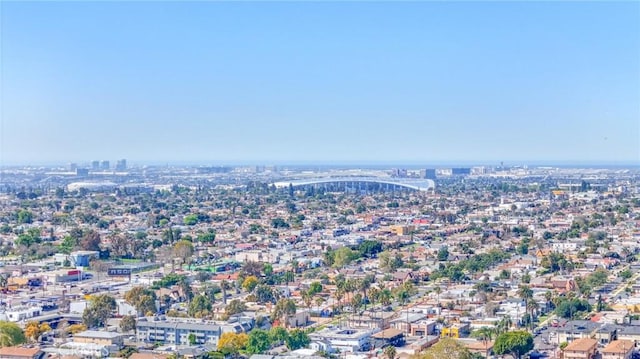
xmin=1 ymin=1 xmax=639 ymax=165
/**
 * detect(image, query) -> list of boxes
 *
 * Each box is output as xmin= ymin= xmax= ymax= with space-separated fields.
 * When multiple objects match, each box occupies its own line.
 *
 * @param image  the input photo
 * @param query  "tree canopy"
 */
xmin=493 ymin=331 xmax=534 ymax=359
xmin=0 ymin=321 xmax=26 ymax=346
xmin=83 ymin=294 xmax=116 ymax=328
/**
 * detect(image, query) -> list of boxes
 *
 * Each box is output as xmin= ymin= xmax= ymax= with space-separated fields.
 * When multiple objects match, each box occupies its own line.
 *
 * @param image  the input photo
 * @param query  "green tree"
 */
xmin=437 ymin=246 xmax=449 ymax=261
xmin=188 ymin=295 xmax=212 ymax=318
xmin=271 ymin=299 xmax=297 ymax=327
xmin=332 ymin=247 xmax=359 ymax=268
xmin=188 ymin=333 xmax=197 ymax=345
xmin=268 ymin=326 xmax=289 ymax=344
xmin=16 ymin=210 xmax=33 ymax=224
xmin=246 ymin=329 xmax=271 ymax=354
xmin=124 ymin=287 xmax=157 ymax=315
xmin=384 ymin=345 xmax=397 ymax=359
xmin=358 ymin=240 xmax=383 ymax=258
xmin=83 ymin=294 xmax=116 ymax=328
xmin=183 ymin=214 xmax=199 ymax=226
xmin=308 ymin=282 xmax=323 ymax=296
xmin=285 ymin=329 xmax=309 ymax=350
xmin=254 ymin=285 xmax=276 ymax=304
xmin=224 ymin=300 xmax=247 ymax=319
xmin=0 ymin=321 xmax=27 ymax=346
xmin=416 ymin=337 xmax=472 ymax=359
xmin=493 ymin=331 xmax=534 ymax=359
xmin=119 ymin=315 xmax=136 ymax=333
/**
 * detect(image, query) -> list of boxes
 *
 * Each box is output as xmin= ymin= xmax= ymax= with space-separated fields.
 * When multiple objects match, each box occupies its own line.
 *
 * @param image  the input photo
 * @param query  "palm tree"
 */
xmin=221 ymin=280 xmax=231 ymax=305
xmin=472 ymin=327 xmax=495 ymax=356
xmin=434 ymin=286 xmax=442 ymax=305
xmin=379 ymin=289 xmax=392 ymax=306
xmin=527 ymin=300 xmax=540 ymax=332
xmin=496 ymin=315 xmax=512 ymax=335
xmin=383 ymin=345 xmax=396 ymax=359
xmin=333 ymin=288 xmax=345 ymax=312
xmin=517 ymin=285 xmax=534 ymax=330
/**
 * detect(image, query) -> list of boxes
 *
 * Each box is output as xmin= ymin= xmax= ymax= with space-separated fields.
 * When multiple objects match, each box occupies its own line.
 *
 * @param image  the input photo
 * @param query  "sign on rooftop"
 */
xmin=107 ymin=268 xmax=131 ymax=276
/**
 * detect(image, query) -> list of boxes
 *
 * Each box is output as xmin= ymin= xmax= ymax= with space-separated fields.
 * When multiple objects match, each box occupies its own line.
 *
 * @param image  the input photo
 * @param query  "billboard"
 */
xmin=107 ymin=268 xmax=131 ymax=276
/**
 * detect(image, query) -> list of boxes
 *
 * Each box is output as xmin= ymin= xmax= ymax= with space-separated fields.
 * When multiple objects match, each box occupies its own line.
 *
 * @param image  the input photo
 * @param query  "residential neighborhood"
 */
xmin=0 ymin=164 xmax=638 ymax=359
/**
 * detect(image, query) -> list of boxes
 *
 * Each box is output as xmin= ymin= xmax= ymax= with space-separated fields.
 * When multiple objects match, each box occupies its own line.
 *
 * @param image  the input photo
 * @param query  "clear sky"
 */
xmin=1 ymin=1 xmax=639 ymax=165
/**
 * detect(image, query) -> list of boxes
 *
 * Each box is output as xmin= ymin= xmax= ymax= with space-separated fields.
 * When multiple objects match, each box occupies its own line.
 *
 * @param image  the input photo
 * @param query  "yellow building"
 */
xmin=389 ymin=225 xmax=415 ymax=236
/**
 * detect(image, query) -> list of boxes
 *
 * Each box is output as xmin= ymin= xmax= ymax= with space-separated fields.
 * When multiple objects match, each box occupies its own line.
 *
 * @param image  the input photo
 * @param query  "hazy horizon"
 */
xmin=1 ymin=1 xmax=639 ymax=164
xmin=2 ymin=159 xmax=639 ymax=170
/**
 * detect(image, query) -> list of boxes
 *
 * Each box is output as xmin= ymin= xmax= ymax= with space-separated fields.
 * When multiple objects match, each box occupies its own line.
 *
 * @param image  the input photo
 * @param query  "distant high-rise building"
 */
xmin=100 ymin=160 xmax=110 ymax=170
xmin=451 ymin=167 xmax=471 ymax=176
xmin=76 ymin=168 xmax=89 ymax=177
xmin=69 ymin=163 xmax=78 ymax=171
xmin=391 ymin=168 xmax=408 ymax=178
xmin=420 ymin=169 xmax=437 ymax=180
xmin=91 ymin=161 xmax=100 ymax=170
xmin=115 ymin=159 xmax=127 ymax=171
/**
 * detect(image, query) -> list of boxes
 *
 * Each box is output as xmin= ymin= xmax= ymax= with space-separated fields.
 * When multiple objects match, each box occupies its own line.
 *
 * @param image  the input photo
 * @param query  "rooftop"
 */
xmin=74 ymin=330 xmax=123 ymax=339
xmin=601 ymin=340 xmax=634 ymax=354
xmin=0 ymin=347 xmax=41 ymax=358
xmin=564 ymin=338 xmax=597 ymax=352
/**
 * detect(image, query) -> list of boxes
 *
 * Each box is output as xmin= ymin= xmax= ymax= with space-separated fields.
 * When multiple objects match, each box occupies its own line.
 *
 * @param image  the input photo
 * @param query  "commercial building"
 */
xmin=115 ymin=159 xmax=127 ymax=171
xmin=420 ymin=169 xmax=437 ymax=180
xmin=0 ymin=306 xmax=42 ymax=322
xmin=69 ymin=250 xmax=99 ymax=267
xmin=309 ymin=327 xmax=375 ymax=353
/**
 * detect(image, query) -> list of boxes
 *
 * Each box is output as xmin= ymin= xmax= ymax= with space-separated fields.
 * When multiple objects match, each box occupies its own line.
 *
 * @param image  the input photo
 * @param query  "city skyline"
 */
xmin=1 ymin=1 xmax=639 ymax=164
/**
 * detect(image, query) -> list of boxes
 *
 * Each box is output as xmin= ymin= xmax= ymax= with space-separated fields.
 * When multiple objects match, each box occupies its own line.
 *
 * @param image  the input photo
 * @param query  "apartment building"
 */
xmin=563 ymin=338 xmax=597 ymax=359
xmin=136 ymin=317 xmax=252 ymax=346
xmin=601 ymin=340 xmax=634 ymax=359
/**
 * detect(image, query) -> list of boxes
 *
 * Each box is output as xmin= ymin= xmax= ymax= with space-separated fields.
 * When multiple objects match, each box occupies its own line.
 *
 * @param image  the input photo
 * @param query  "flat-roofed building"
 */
xmin=309 ymin=327 xmax=375 ymax=353
xmin=601 ymin=340 xmax=634 ymax=359
xmin=73 ymin=330 xmax=124 ymax=348
xmin=136 ymin=317 xmax=252 ymax=346
xmin=563 ymin=338 xmax=597 ymax=359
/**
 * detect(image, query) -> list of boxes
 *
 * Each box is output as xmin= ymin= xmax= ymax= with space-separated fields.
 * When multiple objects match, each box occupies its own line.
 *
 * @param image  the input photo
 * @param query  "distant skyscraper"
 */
xmin=76 ymin=168 xmax=89 ymax=177
xmin=69 ymin=163 xmax=78 ymax=171
xmin=451 ymin=168 xmax=471 ymax=176
xmin=115 ymin=159 xmax=127 ymax=171
xmin=391 ymin=168 xmax=407 ymax=178
xmin=100 ymin=160 xmax=110 ymax=170
xmin=91 ymin=161 xmax=100 ymax=170
xmin=420 ymin=169 xmax=437 ymax=180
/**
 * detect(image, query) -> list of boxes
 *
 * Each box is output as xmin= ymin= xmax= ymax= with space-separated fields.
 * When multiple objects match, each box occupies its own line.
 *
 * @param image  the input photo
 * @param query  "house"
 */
xmin=465 ymin=340 xmax=494 ymax=359
xmin=562 ymin=338 xmax=597 ymax=359
xmin=0 ymin=347 xmax=43 ymax=359
xmin=601 ymin=340 xmax=634 ymax=359
xmin=554 ymin=320 xmax=600 ymax=343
